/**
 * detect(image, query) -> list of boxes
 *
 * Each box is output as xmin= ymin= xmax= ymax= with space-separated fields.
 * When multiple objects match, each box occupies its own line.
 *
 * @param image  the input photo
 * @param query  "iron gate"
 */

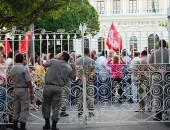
xmin=0 ymin=27 xmax=170 ymax=127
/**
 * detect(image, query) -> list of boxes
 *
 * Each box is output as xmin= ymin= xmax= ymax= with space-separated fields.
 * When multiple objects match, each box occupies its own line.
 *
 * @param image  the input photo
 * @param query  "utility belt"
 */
xmin=46 ymin=82 xmax=58 ymax=86
xmin=14 ymin=87 xmax=28 ymax=88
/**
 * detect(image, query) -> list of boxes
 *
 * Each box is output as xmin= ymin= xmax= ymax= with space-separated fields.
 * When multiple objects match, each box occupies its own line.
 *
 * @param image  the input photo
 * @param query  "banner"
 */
xmin=106 ymin=22 xmax=122 ymax=52
xmin=19 ymin=30 xmax=32 ymax=56
xmin=3 ymin=39 xmax=11 ymax=55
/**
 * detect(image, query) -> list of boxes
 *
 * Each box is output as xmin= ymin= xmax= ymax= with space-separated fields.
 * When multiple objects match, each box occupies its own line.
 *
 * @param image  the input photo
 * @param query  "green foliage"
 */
xmin=0 ymin=0 xmax=100 ymax=54
xmin=33 ymin=0 xmax=100 ymax=54
xmin=35 ymin=1 xmax=100 ymax=33
xmin=0 ymin=0 xmax=86 ymax=29
xmin=159 ymin=21 xmax=168 ymax=28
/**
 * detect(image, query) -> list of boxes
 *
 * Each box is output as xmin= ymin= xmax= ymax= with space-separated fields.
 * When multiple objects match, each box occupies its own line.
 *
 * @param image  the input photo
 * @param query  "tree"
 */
xmin=33 ymin=1 xmax=100 ymax=54
xmin=0 ymin=0 xmax=100 ymax=54
xmin=0 ymin=0 xmax=82 ymax=29
xmin=35 ymin=1 xmax=99 ymax=33
xmin=159 ymin=21 xmax=168 ymax=28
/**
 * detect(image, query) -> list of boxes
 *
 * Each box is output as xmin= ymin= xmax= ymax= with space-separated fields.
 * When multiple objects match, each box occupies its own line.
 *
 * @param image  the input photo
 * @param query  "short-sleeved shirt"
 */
xmin=55 ymin=52 xmax=74 ymax=64
xmin=10 ymin=63 xmax=31 ymax=88
xmin=44 ymin=59 xmax=75 ymax=87
xmin=76 ymin=56 xmax=95 ymax=77
xmin=149 ymin=48 xmax=169 ymax=64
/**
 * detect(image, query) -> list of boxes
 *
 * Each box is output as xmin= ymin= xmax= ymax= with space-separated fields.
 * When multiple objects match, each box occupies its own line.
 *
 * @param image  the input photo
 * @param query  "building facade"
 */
xmin=74 ymin=0 xmax=169 ymax=54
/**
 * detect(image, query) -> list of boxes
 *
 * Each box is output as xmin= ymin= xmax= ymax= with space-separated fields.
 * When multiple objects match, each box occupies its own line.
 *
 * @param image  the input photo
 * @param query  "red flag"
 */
xmin=106 ymin=22 xmax=122 ymax=52
xmin=19 ymin=31 xmax=32 ymax=56
xmin=3 ymin=39 xmax=11 ymax=55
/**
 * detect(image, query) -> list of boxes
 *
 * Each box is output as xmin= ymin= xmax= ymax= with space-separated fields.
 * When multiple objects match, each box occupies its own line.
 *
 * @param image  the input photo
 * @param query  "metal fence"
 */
xmin=0 ymin=27 xmax=170 ymax=127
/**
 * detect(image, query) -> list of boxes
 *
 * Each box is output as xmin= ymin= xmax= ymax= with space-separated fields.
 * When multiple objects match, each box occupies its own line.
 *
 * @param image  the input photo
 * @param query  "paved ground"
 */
xmin=3 ymin=122 xmax=168 ymax=130
xmin=2 ymin=102 xmax=170 ymax=130
xmin=2 ymin=122 xmax=170 ymax=130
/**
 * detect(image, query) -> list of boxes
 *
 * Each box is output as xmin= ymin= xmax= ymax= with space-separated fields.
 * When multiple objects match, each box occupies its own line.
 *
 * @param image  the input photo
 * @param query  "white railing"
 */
xmin=127 ymin=9 xmax=139 ymax=14
xmin=110 ymin=10 xmax=123 ymax=14
xmin=97 ymin=10 xmax=107 ymax=15
xmin=143 ymin=8 xmax=164 ymax=14
xmin=98 ymin=9 xmax=165 ymax=15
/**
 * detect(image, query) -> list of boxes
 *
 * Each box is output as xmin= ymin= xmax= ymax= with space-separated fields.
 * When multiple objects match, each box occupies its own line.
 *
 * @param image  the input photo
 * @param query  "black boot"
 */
xmin=43 ymin=118 xmax=51 ymax=130
xmin=51 ymin=120 xmax=59 ymax=130
xmin=13 ymin=121 xmax=19 ymax=130
xmin=20 ymin=122 xmax=27 ymax=130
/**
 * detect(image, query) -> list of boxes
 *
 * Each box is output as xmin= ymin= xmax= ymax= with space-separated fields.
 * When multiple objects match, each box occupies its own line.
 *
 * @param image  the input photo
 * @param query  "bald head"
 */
xmin=109 ymin=50 xmax=114 ymax=57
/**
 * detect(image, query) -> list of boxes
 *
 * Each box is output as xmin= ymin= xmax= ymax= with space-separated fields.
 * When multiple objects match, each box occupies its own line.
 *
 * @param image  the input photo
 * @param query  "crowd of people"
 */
xmin=0 ymin=39 xmax=169 ymax=130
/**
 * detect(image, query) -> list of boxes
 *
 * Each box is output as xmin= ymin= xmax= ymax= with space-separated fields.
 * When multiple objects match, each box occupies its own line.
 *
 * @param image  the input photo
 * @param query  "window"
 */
xmin=130 ymin=36 xmax=137 ymax=51
xmin=98 ymin=37 xmax=105 ymax=52
xmin=148 ymin=34 xmax=159 ymax=53
xmin=147 ymin=0 xmax=159 ymax=13
xmin=129 ymin=0 xmax=137 ymax=13
xmin=97 ymin=1 xmax=105 ymax=14
xmin=113 ymin=0 xmax=121 ymax=14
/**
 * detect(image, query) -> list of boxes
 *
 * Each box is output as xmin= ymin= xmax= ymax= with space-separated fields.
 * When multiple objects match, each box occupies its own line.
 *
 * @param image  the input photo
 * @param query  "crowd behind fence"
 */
xmin=0 ymin=32 xmax=170 ymax=125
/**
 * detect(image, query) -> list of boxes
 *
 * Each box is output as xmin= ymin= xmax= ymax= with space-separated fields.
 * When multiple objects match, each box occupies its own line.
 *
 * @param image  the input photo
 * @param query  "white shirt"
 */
xmin=96 ymin=56 xmax=110 ymax=75
xmin=5 ymin=58 xmax=13 ymax=67
xmin=122 ymin=56 xmax=131 ymax=64
xmin=129 ymin=57 xmax=141 ymax=69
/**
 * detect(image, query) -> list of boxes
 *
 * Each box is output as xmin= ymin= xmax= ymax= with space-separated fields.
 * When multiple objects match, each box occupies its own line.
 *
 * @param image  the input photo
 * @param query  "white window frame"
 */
xmin=97 ymin=1 xmax=105 ymax=14
xmin=129 ymin=0 xmax=137 ymax=13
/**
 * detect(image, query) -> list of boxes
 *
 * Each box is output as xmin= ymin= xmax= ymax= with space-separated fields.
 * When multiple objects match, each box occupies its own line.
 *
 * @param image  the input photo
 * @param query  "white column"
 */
xmin=167 ymin=7 xmax=170 ymax=63
xmin=164 ymin=0 xmax=168 ymax=14
xmin=122 ymin=0 xmax=127 ymax=14
xmin=138 ymin=0 xmax=143 ymax=14
xmin=106 ymin=0 xmax=111 ymax=15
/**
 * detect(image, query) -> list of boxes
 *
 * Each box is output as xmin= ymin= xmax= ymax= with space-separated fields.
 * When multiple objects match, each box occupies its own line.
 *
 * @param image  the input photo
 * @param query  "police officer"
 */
xmin=10 ymin=53 xmax=34 ymax=130
xmin=75 ymin=48 xmax=96 ymax=117
xmin=42 ymin=51 xmax=76 ymax=130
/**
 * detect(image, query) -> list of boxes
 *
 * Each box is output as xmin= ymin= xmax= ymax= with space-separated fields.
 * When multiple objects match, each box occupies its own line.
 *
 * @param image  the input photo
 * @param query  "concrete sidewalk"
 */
xmin=26 ymin=122 xmax=170 ymax=130
xmin=3 ymin=122 xmax=170 ymax=130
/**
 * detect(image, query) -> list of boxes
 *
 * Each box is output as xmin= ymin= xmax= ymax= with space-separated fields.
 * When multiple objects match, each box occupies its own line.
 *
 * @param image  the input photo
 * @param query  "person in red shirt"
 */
xmin=107 ymin=56 xmax=124 ymax=103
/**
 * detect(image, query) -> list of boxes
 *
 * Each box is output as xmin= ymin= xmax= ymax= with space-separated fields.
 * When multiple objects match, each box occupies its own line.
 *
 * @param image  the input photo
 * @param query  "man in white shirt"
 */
xmin=96 ymin=51 xmax=111 ymax=99
xmin=97 ymin=50 xmax=110 ymax=75
xmin=121 ymin=50 xmax=131 ymax=64
xmin=121 ymin=50 xmax=131 ymax=101
xmin=129 ymin=52 xmax=140 ymax=103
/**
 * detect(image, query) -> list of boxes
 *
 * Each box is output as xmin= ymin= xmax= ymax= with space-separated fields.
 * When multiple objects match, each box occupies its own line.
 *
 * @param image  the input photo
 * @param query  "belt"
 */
xmin=14 ymin=87 xmax=28 ymax=88
xmin=46 ymin=83 xmax=58 ymax=86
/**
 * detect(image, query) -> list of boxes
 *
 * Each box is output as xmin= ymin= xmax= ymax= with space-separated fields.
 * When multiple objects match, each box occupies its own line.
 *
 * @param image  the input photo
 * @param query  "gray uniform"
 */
xmin=42 ymin=59 xmax=76 ymax=121
xmin=75 ymin=56 xmax=96 ymax=111
xmin=61 ymin=55 xmax=75 ymax=112
xmin=56 ymin=52 xmax=75 ymax=112
xmin=10 ymin=63 xmax=32 ymax=122
xmin=149 ymin=47 xmax=169 ymax=119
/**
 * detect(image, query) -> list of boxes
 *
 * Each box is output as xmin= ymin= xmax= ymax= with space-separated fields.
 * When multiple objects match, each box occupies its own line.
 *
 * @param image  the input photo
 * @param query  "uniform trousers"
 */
xmin=13 ymin=88 xmax=30 ymax=123
xmin=42 ymin=85 xmax=62 ymax=122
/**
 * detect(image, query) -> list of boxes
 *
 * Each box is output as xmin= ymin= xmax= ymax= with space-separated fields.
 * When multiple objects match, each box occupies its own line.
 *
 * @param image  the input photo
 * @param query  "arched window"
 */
xmin=98 ymin=37 xmax=105 ymax=52
xmin=130 ymin=36 xmax=137 ymax=51
xmin=148 ymin=34 xmax=159 ymax=53
xmin=84 ymin=38 xmax=89 ymax=48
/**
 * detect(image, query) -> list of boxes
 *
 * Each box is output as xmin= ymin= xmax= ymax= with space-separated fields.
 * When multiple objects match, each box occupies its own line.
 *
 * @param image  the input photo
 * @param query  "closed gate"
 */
xmin=0 ymin=26 xmax=170 ymax=127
